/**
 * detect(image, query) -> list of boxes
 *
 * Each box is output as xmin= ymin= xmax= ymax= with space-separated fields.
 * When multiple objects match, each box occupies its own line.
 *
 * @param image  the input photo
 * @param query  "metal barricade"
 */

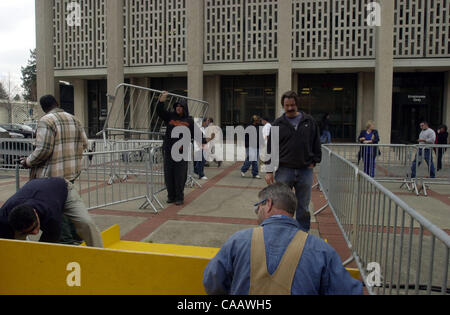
xmin=144 ymin=145 xmax=165 ymax=211
xmin=78 ymin=147 xmax=161 ymax=213
xmin=410 ymin=144 xmax=450 ymax=196
xmin=318 ymin=146 xmax=450 ymax=295
xmin=0 ymin=139 xmax=34 ymax=170
xmin=99 ymin=83 xmax=209 ymax=190
xmin=325 ymin=143 xmax=450 ymax=196
xmin=98 ymin=83 xmax=209 ymax=141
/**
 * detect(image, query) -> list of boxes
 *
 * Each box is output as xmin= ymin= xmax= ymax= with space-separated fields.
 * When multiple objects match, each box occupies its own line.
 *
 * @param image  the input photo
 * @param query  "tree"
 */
xmin=0 ymin=82 xmax=8 ymax=100
xmin=21 ymin=48 xmax=37 ymax=102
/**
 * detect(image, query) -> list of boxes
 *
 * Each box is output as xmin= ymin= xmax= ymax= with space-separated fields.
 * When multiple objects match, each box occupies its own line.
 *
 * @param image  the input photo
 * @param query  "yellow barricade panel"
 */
xmin=0 ymin=240 xmax=210 ymax=295
xmin=0 ymin=225 xmax=360 ymax=294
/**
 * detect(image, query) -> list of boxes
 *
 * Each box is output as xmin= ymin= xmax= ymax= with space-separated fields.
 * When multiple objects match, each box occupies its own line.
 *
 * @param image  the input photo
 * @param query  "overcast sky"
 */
xmin=0 ymin=0 xmax=36 ymax=93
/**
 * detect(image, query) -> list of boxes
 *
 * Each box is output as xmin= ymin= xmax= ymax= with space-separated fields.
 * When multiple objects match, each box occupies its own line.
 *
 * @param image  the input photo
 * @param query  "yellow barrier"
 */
xmin=0 ymin=225 xmax=213 ymax=295
xmin=0 ymin=225 xmax=360 ymax=295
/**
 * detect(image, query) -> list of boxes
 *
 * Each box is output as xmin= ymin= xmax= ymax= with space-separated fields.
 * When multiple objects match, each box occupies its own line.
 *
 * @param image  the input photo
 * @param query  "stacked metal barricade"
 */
xmin=80 ymin=84 xmax=209 ymax=212
xmin=325 ymin=144 xmax=450 ymax=196
xmin=317 ymin=145 xmax=450 ymax=295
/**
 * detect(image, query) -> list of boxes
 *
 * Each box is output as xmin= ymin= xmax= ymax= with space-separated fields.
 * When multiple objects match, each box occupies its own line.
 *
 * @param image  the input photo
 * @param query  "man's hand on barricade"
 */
xmin=159 ymin=91 xmax=169 ymax=103
xmin=19 ymin=157 xmax=30 ymax=169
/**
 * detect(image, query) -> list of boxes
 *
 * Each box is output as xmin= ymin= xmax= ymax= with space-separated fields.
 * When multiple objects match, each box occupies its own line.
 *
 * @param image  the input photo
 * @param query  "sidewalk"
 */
xmin=1 ymin=161 xmax=448 ymax=272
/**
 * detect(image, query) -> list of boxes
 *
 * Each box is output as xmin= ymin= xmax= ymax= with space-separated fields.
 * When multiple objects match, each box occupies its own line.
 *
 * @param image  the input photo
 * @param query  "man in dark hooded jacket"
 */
xmin=157 ymin=91 xmax=197 ymax=206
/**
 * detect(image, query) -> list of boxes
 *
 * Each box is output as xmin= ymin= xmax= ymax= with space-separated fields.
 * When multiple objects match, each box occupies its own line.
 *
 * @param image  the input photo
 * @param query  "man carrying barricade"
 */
xmin=203 ymin=183 xmax=363 ymax=295
xmin=157 ymin=91 xmax=202 ymax=206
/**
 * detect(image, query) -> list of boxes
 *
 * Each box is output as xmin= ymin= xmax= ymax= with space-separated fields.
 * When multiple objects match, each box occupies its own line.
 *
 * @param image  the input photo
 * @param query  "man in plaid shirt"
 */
xmin=22 ymin=95 xmax=88 ymax=182
xmin=18 ymin=95 xmax=103 ymax=248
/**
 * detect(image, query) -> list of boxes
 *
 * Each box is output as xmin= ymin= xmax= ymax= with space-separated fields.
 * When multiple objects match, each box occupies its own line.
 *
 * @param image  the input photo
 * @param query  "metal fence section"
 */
xmin=99 ymin=83 xmax=210 ymax=189
xmin=99 ymin=83 xmax=209 ymax=141
xmin=78 ymin=146 xmax=164 ymax=213
xmin=410 ymin=144 xmax=450 ymax=196
xmin=0 ymin=139 xmax=34 ymax=170
xmin=324 ymin=144 xmax=450 ymax=196
xmin=318 ymin=146 xmax=450 ymax=295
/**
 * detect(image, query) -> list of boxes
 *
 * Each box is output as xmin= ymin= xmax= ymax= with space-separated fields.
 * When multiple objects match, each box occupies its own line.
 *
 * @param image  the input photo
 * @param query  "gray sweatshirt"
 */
xmin=419 ymin=128 xmax=436 ymax=144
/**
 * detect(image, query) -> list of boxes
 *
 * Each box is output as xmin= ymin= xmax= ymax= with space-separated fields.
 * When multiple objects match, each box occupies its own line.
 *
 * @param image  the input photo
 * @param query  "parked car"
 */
xmin=23 ymin=121 xmax=38 ymax=132
xmin=0 ymin=124 xmax=35 ymax=138
xmin=0 ymin=127 xmax=24 ymax=139
xmin=0 ymin=127 xmax=10 ymax=138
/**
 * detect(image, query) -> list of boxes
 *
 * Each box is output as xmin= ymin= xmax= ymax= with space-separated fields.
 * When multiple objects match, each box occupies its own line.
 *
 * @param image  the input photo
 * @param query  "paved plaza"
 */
xmin=1 ymin=160 xmax=448 ymax=274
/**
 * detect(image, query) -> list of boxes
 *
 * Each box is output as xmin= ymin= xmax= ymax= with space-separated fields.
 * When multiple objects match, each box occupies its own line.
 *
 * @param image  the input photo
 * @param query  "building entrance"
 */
xmin=396 ymin=104 xmax=430 ymax=144
xmin=391 ymin=73 xmax=444 ymax=144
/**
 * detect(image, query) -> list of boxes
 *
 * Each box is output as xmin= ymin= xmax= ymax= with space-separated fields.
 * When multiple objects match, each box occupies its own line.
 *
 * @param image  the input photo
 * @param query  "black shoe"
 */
xmin=175 ymin=200 xmax=184 ymax=206
xmin=217 ymin=161 xmax=222 ymax=168
xmin=167 ymin=199 xmax=175 ymax=204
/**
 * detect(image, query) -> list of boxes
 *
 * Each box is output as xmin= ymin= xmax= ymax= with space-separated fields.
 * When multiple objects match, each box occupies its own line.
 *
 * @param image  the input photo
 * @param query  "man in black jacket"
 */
xmin=0 ymin=177 xmax=103 ymax=247
xmin=157 ymin=91 xmax=197 ymax=206
xmin=265 ymin=91 xmax=321 ymax=232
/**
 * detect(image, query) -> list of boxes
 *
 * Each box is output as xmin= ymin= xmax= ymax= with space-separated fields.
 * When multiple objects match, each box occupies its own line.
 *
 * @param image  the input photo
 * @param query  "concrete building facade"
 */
xmin=36 ymin=0 xmax=450 ymax=142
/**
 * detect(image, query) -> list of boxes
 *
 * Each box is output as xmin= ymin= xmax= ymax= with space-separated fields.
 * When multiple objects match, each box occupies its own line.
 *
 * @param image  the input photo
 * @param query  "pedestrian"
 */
xmin=261 ymin=117 xmax=272 ymax=147
xmin=0 ymin=177 xmax=103 ymax=247
xmin=358 ymin=120 xmax=380 ymax=178
xmin=320 ymin=113 xmax=332 ymax=144
xmin=194 ymin=118 xmax=209 ymax=180
xmin=410 ymin=121 xmax=436 ymax=179
xmin=20 ymin=94 xmax=90 ymax=244
xmin=203 ymin=183 xmax=363 ymax=295
xmin=436 ymin=125 xmax=448 ymax=172
xmin=157 ymin=91 xmax=197 ymax=206
xmin=205 ymin=118 xmax=223 ymax=168
xmin=260 ymin=117 xmax=272 ymax=172
xmin=265 ymin=91 xmax=321 ymax=232
xmin=241 ymin=115 xmax=262 ymax=179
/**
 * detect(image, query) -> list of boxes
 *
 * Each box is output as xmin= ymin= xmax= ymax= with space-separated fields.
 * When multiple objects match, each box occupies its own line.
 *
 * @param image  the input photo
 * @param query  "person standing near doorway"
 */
xmin=358 ymin=121 xmax=380 ymax=178
xmin=320 ymin=113 xmax=332 ymax=144
xmin=436 ymin=125 xmax=448 ymax=172
xmin=410 ymin=121 xmax=436 ymax=179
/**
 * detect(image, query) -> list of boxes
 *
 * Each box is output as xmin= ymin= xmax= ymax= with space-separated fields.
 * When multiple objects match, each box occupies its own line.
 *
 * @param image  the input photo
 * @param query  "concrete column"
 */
xmin=187 ymin=0 xmax=204 ymax=100
xmin=292 ymin=72 xmax=299 ymax=94
xmin=72 ymin=79 xmax=88 ymax=131
xmin=358 ymin=72 xmax=376 ymax=134
xmin=444 ymin=71 xmax=450 ymax=129
xmin=277 ymin=0 xmax=293 ymax=118
xmin=106 ymin=0 xmax=124 ymax=131
xmin=374 ymin=0 xmax=395 ymax=144
xmin=35 ymin=0 xmax=55 ymax=99
xmin=203 ymin=76 xmax=221 ymax=126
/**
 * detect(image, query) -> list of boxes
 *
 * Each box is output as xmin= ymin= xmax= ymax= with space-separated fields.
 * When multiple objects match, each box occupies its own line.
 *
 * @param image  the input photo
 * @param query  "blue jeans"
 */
xmin=362 ymin=148 xmax=377 ymax=178
xmin=411 ymin=148 xmax=436 ymax=178
xmin=194 ymin=151 xmax=206 ymax=178
xmin=321 ymin=130 xmax=331 ymax=144
xmin=241 ymin=148 xmax=259 ymax=177
xmin=275 ymin=166 xmax=313 ymax=232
